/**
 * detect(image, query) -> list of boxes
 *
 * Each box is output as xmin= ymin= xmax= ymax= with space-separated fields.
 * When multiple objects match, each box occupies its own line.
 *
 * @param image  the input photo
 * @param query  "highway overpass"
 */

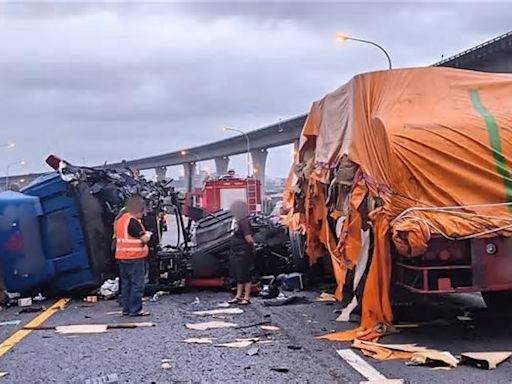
xmin=9 ymin=30 xmax=512 ymax=191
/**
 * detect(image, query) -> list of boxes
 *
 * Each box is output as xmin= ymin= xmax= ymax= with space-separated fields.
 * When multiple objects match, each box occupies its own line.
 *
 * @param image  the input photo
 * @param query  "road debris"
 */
xmin=247 ymin=347 xmax=259 ymax=356
xmin=183 ymin=337 xmax=216 ymax=344
xmin=316 ymin=292 xmax=337 ymax=302
xmin=161 ymin=359 xmax=172 ymax=370
xmin=237 ymin=320 xmax=271 ymax=329
xmin=85 ymin=296 xmax=98 ymax=303
xmin=0 ymin=372 xmax=8 ymax=379
xmin=287 ymin=345 xmax=302 ymax=350
xmin=151 ymin=291 xmax=169 ymax=302
xmin=18 ymin=298 xmax=32 ymax=307
xmin=459 ymin=351 xmax=512 ymax=370
xmin=17 ymin=306 xmax=45 ymax=314
xmin=84 ymin=373 xmax=119 ymax=384
xmin=32 ymin=293 xmax=46 ymax=302
xmin=217 ymin=302 xmax=230 ymax=308
xmin=185 ymin=321 xmax=237 ymax=331
xmin=216 ymin=340 xmax=255 ymax=348
xmin=26 ymin=322 xmax=156 ymax=334
xmin=408 ymin=350 xmax=459 ymax=368
xmin=105 ymin=311 xmax=123 ymax=315
xmin=260 ymin=325 xmax=279 ymax=331
xmin=352 ymin=339 xmax=428 ymax=361
xmin=270 ymin=367 xmax=289 ymax=373
xmin=191 ymin=297 xmax=201 ymax=305
xmin=263 ymin=296 xmax=310 ymax=307
xmin=192 ymin=308 xmax=243 ymax=316
xmin=0 ymin=320 xmax=21 ymax=326
xmin=99 ymin=278 xmax=119 ymax=299
xmin=57 ymin=324 xmax=108 ymax=334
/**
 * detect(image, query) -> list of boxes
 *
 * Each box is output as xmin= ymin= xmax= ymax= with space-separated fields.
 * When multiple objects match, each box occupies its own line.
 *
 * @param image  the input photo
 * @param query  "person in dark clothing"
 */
xmin=115 ymin=196 xmax=152 ymax=317
xmin=228 ymin=201 xmax=255 ymax=305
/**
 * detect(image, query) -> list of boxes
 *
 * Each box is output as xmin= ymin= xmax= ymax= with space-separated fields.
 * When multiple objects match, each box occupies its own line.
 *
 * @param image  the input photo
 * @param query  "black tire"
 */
xmin=481 ymin=290 xmax=512 ymax=311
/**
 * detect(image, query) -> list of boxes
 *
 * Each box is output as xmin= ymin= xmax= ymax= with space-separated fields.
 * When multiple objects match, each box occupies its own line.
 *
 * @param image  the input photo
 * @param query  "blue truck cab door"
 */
xmin=22 ymin=173 xmax=99 ymax=294
xmin=0 ymin=191 xmax=53 ymax=294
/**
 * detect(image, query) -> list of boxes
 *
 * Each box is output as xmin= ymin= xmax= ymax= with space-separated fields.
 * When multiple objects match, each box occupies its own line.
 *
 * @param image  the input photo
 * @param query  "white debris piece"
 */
xmin=184 ymin=337 xmax=216 ymax=344
xmin=185 ymin=321 xmax=238 ymax=331
xmin=192 ymin=308 xmax=243 ymax=316
xmin=99 ymin=278 xmax=119 ymax=299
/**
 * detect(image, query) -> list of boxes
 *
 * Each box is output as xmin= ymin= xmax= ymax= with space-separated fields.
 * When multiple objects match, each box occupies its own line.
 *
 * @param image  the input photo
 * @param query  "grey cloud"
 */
xmin=0 ymin=1 xmax=510 ymax=178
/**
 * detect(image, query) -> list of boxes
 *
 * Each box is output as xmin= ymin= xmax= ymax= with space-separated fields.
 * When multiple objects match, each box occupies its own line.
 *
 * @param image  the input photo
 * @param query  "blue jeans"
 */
xmin=118 ymin=259 xmax=145 ymax=315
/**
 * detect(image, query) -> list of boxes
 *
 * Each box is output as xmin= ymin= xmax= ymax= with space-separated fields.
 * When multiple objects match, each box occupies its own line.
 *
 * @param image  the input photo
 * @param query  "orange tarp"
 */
xmin=285 ymin=67 xmax=512 ymax=339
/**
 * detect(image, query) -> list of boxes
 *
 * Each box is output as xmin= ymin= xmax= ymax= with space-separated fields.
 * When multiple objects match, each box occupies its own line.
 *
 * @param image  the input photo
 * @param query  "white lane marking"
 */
xmin=336 ymin=349 xmax=387 ymax=381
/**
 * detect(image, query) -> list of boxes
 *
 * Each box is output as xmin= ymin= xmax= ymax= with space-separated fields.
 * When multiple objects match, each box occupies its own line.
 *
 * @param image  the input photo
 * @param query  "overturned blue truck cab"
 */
xmin=0 ymin=172 xmax=115 ymax=295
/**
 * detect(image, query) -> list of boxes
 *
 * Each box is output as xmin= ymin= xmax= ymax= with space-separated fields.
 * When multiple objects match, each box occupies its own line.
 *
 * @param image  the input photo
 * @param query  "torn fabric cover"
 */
xmin=286 ymin=67 xmax=512 ymax=340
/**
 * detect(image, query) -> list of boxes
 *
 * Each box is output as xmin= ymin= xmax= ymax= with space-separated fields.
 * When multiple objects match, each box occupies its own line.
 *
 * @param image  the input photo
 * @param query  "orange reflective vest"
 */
xmin=115 ymin=213 xmax=148 ymax=260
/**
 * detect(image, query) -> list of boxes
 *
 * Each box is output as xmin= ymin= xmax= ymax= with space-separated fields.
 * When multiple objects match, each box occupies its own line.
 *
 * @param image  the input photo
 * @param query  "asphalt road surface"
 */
xmin=0 ymin=289 xmax=511 ymax=383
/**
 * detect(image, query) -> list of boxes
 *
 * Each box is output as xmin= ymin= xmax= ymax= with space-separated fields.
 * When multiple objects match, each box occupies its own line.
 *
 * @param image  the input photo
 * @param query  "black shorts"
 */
xmin=230 ymin=249 xmax=254 ymax=284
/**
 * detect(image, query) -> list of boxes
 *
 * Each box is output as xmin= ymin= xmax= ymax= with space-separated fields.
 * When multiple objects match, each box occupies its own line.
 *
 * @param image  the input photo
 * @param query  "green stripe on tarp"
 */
xmin=469 ymin=89 xmax=512 ymax=210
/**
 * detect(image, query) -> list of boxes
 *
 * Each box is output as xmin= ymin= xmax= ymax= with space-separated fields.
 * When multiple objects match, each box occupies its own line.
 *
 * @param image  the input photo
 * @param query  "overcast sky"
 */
xmin=1 ymin=1 xmax=511 ymax=180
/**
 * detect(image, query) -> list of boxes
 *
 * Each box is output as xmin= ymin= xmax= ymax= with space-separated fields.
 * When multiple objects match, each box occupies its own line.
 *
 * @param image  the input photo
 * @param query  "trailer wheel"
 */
xmin=481 ymin=290 xmax=512 ymax=311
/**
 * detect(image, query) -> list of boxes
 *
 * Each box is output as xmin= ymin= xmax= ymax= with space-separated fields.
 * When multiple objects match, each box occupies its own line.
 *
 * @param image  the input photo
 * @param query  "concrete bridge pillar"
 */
xmin=250 ymin=148 xmax=268 ymax=197
xmin=155 ymin=166 xmax=167 ymax=181
xmin=214 ymin=156 xmax=230 ymax=176
xmin=183 ymin=162 xmax=196 ymax=192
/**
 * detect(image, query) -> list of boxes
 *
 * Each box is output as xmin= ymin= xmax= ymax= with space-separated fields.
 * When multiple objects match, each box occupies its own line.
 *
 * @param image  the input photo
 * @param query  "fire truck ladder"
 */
xmin=246 ymin=177 xmax=259 ymax=214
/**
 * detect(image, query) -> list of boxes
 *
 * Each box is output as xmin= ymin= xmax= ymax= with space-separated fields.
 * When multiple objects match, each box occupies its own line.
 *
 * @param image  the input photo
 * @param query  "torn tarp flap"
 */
xmin=459 ymin=352 xmax=512 ymax=370
xmin=409 ymin=350 xmax=459 ymax=368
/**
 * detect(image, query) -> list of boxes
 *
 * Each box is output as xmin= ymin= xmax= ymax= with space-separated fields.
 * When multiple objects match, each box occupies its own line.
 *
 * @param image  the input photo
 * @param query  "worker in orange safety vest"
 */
xmin=115 ymin=195 xmax=152 ymax=316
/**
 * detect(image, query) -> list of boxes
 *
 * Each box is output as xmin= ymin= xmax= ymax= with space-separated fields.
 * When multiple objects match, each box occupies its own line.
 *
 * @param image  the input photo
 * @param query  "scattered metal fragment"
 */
xmin=216 ymin=340 xmax=255 ymax=348
xmin=260 ymin=325 xmax=279 ymax=331
xmin=0 ymin=320 xmax=21 ymax=326
xmin=161 ymin=362 xmax=172 ymax=370
xmin=32 ymin=293 xmax=46 ymax=302
xmin=237 ymin=320 xmax=271 ymax=329
xmin=270 ymin=367 xmax=289 ymax=373
xmin=191 ymin=297 xmax=200 ymax=305
xmin=26 ymin=322 xmax=156 ymax=334
xmin=287 ymin=345 xmax=302 ymax=350
xmin=56 ymin=325 xmax=108 ymax=334
xmin=17 ymin=306 xmax=45 ymax=314
xmin=183 ymin=337 xmax=216 ymax=344
xmin=84 ymin=373 xmax=119 ymax=384
xmin=247 ymin=347 xmax=259 ymax=356
xmin=192 ymin=308 xmax=243 ymax=316
xmin=185 ymin=321 xmax=237 ymax=331
xmin=151 ymin=291 xmax=169 ymax=302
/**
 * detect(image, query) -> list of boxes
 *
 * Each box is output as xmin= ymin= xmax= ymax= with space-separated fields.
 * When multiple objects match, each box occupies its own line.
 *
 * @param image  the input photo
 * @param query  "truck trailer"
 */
xmin=283 ymin=67 xmax=512 ymax=338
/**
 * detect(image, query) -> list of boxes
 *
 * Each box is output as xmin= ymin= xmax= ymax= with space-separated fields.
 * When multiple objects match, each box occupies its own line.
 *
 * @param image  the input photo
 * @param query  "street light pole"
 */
xmin=5 ymin=160 xmax=26 ymax=190
xmin=336 ymin=34 xmax=393 ymax=70
xmin=223 ymin=127 xmax=251 ymax=177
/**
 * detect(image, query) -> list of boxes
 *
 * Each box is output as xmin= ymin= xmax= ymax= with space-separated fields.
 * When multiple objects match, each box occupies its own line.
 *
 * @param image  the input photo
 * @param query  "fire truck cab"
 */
xmin=184 ymin=170 xmax=262 ymax=216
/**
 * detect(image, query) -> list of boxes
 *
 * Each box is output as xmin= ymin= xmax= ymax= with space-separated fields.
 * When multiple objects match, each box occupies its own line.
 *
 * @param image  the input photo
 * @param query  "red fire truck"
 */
xmin=184 ymin=171 xmax=262 ymax=216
